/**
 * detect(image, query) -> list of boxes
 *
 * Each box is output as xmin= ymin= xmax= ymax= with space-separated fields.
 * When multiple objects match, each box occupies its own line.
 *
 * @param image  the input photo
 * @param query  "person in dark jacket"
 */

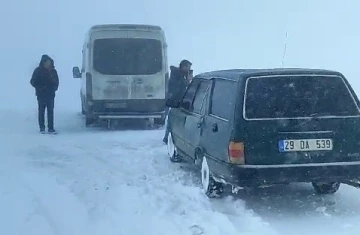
xmin=30 ymin=54 xmax=59 ymax=134
xmin=163 ymin=59 xmax=192 ymax=144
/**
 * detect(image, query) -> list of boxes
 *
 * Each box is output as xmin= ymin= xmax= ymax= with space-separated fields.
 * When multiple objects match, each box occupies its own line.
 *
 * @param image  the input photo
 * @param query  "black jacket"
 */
xmin=30 ymin=55 xmax=59 ymax=99
xmin=167 ymin=66 xmax=189 ymax=102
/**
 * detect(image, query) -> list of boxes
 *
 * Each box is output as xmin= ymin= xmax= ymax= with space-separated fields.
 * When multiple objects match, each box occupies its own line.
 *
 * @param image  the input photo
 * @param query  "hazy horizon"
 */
xmin=1 ymin=0 xmax=359 ymax=109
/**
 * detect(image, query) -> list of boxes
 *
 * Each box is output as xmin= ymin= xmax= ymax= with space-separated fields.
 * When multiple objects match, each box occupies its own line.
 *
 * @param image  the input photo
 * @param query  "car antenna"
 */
xmin=281 ymin=30 xmax=288 ymax=68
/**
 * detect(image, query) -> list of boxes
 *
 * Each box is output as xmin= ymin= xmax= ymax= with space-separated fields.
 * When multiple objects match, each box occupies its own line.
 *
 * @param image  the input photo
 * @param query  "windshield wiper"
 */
xmin=309 ymin=112 xmax=345 ymax=118
xmin=309 ymin=112 xmax=330 ymax=117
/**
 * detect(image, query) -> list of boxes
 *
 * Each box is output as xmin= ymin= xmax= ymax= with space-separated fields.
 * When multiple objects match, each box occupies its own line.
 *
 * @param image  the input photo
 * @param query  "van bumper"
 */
xmin=88 ymin=99 xmax=166 ymax=119
xmin=228 ymin=162 xmax=360 ymax=187
xmin=96 ymin=112 xmax=164 ymax=119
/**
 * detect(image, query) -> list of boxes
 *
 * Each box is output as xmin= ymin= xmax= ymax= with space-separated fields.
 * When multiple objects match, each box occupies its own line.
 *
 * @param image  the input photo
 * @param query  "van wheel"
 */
xmin=201 ymin=156 xmax=224 ymax=198
xmin=312 ymin=182 xmax=340 ymax=194
xmin=85 ymin=116 xmax=94 ymax=127
xmin=167 ymin=132 xmax=182 ymax=162
xmin=81 ymin=103 xmax=86 ymax=115
xmin=154 ymin=117 xmax=166 ymax=126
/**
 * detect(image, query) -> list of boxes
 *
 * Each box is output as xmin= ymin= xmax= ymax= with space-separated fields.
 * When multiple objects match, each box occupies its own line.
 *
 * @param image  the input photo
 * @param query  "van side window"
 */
xmin=210 ymin=79 xmax=236 ymax=120
xmin=181 ymin=79 xmax=201 ymax=111
xmin=192 ymin=80 xmax=211 ymax=115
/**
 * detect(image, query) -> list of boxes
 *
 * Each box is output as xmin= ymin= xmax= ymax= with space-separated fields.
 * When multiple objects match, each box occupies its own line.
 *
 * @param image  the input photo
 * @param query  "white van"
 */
xmin=72 ymin=24 xmax=169 ymax=127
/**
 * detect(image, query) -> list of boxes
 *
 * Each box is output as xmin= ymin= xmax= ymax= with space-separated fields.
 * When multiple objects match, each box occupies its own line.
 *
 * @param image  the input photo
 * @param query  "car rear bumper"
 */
xmin=228 ymin=161 xmax=360 ymax=187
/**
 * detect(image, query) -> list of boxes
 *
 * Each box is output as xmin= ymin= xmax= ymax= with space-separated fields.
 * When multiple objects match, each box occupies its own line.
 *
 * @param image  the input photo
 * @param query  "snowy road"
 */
xmin=2 ymin=109 xmax=360 ymax=235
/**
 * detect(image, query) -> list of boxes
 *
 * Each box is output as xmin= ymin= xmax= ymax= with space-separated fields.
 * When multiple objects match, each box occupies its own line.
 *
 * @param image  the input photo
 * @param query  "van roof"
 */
xmin=90 ymin=24 xmax=163 ymax=31
xmin=197 ymin=68 xmax=344 ymax=81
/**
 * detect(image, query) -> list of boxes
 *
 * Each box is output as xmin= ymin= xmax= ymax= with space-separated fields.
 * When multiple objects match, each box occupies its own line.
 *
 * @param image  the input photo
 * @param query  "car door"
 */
xmin=169 ymin=79 xmax=201 ymax=154
xmin=202 ymin=78 xmax=237 ymax=165
xmin=183 ymin=79 xmax=211 ymax=158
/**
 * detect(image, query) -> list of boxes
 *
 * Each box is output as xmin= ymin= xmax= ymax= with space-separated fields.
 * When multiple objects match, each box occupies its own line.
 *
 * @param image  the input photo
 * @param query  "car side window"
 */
xmin=193 ymin=80 xmax=211 ymax=114
xmin=181 ymin=79 xmax=201 ymax=111
xmin=210 ymin=79 xmax=236 ymax=120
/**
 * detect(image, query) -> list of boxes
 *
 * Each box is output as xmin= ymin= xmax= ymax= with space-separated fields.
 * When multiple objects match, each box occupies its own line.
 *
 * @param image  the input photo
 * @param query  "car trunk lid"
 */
xmin=237 ymin=74 xmax=360 ymax=165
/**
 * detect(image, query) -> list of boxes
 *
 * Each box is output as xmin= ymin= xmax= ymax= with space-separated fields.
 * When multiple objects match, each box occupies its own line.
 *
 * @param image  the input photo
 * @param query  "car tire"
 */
xmin=312 ymin=182 xmax=340 ymax=194
xmin=85 ymin=116 xmax=94 ymax=127
xmin=201 ymin=156 xmax=224 ymax=198
xmin=167 ymin=132 xmax=182 ymax=162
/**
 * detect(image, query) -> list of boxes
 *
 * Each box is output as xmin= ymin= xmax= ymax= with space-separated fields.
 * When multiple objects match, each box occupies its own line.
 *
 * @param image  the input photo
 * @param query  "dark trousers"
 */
xmin=163 ymin=107 xmax=170 ymax=140
xmin=37 ymin=97 xmax=55 ymax=130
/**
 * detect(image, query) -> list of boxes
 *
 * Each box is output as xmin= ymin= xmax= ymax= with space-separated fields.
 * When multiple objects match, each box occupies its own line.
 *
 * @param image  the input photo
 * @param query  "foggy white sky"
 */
xmin=1 ymin=0 xmax=359 ymax=110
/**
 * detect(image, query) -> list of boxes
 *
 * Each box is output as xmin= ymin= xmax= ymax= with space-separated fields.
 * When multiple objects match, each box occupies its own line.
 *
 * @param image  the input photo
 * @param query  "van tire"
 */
xmin=154 ymin=117 xmax=166 ymax=126
xmin=312 ymin=182 xmax=340 ymax=194
xmin=201 ymin=156 xmax=224 ymax=198
xmin=81 ymin=102 xmax=86 ymax=115
xmin=85 ymin=116 xmax=94 ymax=127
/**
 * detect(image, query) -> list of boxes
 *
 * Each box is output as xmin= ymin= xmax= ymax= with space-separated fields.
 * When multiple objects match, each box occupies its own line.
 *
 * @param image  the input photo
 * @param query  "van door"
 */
xmin=91 ymin=37 xmax=164 ymax=100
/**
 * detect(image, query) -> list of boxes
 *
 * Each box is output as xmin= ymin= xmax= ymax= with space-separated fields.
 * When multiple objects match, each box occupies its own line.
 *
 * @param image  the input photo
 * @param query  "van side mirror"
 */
xmin=166 ymin=99 xmax=180 ymax=108
xmin=72 ymin=66 xmax=81 ymax=78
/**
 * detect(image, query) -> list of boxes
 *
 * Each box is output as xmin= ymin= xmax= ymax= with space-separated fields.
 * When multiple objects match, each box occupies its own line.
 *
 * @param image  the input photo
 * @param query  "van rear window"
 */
xmin=244 ymin=75 xmax=360 ymax=119
xmin=93 ymin=38 xmax=162 ymax=75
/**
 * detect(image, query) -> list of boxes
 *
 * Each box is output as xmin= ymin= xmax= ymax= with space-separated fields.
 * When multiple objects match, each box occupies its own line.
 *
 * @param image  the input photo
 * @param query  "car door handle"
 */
xmin=212 ymin=123 xmax=218 ymax=132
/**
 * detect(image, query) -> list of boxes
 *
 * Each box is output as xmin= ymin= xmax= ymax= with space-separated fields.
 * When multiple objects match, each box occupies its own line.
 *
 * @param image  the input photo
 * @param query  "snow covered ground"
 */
xmin=1 ymin=106 xmax=360 ymax=235
xmin=2 ymin=0 xmax=360 ymax=233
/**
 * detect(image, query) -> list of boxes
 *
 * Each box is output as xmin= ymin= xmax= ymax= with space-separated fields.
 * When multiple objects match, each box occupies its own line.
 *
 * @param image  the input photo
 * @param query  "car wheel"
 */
xmin=167 ymin=132 xmax=182 ymax=162
xmin=201 ymin=156 xmax=224 ymax=198
xmin=312 ymin=182 xmax=340 ymax=194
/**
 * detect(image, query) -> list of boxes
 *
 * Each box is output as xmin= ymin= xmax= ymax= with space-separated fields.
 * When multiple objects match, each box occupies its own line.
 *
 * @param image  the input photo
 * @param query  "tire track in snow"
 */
xmin=18 ymin=170 xmax=90 ymax=235
xmin=0 ymin=162 xmax=63 ymax=235
xmin=21 ymin=130 xmax=278 ymax=235
xmin=25 ymin=140 xmax=131 ymax=232
xmin=98 ymin=137 xmax=278 ymax=235
xmin=18 ymin=177 xmax=62 ymax=235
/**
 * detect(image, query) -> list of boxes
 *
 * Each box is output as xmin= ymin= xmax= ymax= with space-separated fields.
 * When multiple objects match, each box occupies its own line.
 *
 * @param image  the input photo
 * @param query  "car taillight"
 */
xmin=228 ymin=141 xmax=245 ymax=164
xmin=86 ymin=72 xmax=92 ymax=101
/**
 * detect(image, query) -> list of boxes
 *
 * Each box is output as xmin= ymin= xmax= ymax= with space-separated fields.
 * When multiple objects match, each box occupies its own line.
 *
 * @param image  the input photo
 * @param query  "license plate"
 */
xmin=105 ymin=102 xmax=126 ymax=109
xmin=278 ymin=139 xmax=333 ymax=152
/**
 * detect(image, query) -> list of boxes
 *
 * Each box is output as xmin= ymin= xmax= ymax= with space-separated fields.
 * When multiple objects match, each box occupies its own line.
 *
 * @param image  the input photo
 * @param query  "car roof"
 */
xmin=196 ymin=68 xmax=344 ymax=81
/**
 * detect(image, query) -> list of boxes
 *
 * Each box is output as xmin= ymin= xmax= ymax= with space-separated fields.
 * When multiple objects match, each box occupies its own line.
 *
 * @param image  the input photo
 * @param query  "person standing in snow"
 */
xmin=30 ymin=54 xmax=59 ymax=134
xmin=163 ymin=59 xmax=192 ymax=144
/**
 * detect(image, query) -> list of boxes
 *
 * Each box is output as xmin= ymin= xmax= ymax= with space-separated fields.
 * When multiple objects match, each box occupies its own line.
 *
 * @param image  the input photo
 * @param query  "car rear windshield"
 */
xmin=244 ymin=75 xmax=360 ymax=119
xmin=93 ymin=38 xmax=163 ymax=75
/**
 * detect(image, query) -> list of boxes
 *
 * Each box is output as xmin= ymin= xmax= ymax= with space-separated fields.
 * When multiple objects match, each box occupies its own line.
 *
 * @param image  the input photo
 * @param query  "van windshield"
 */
xmin=93 ymin=38 xmax=163 ymax=75
xmin=244 ymin=75 xmax=360 ymax=119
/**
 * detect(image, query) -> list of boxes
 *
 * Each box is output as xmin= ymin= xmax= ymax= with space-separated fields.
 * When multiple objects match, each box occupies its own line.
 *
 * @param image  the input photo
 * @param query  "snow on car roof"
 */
xmin=197 ymin=68 xmax=343 ymax=81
